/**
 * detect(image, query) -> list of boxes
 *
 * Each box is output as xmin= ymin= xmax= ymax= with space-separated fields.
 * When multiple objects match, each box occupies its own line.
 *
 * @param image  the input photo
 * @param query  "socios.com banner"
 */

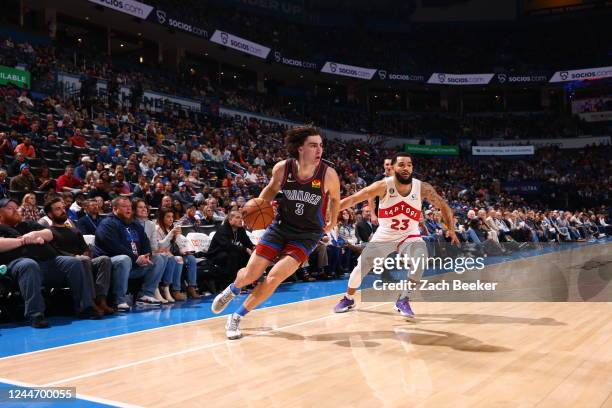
xmin=376 ymin=70 xmax=425 ymax=82
xmin=87 ymin=0 xmax=153 ymax=19
xmin=210 ymin=30 xmax=271 ymax=59
xmin=472 ymin=146 xmax=535 ymax=156
xmin=492 ymin=73 xmax=548 ymax=84
xmin=427 ymin=73 xmax=494 ymax=85
xmin=549 ymin=66 xmax=612 ymax=83
xmin=321 ymin=62 xmax=377 ymax=80
xmin=271 ymin=51 xmax=318 ymax=70
xmin=152 ymin=9 xmax=209 ymax=39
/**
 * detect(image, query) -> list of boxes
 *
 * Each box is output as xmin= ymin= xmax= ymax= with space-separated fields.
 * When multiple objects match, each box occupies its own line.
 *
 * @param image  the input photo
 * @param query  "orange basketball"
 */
xmin=241 ymin=198 xmax=274 ymax=230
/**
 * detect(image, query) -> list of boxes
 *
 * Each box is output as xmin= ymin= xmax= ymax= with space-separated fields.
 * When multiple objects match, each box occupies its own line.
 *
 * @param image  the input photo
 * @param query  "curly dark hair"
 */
xmin=284 ymin=125 xmax=322 ymax=159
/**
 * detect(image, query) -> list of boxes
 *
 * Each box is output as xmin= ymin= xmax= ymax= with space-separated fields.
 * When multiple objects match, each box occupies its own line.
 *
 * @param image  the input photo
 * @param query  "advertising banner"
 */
xmin=492 ymin=73 xmax=549 ymax=84
xmin=376 ymin=70 xmax=425 ymax=82
xmin=549 ymin=66 xmax=612 ymax=83
xmin=271 ymin=51 xmax=318 ymax=70
xmin=87 ymin=0 xmax=154 ymax=19
xmin=0 ymin=65 xmax=30 ymax=88
xmin=472 ymin=146 xmax=535 ymax=156
xmin=476 ymin=136 xmax=610 ymax=149
xmin=404 ymin=144 xmax=459 ymax=155
xmin=321 ymin=61 xmax=377 ymax=80
xmin=152 ymin=9 xmax=209 ymax=39
xmin=210 ymin=30 xmax=271 ymax=59
xmin=427 ymin=72 xmax=494 ymax=85
xmin=501 ymin=181 xmax=541 ymax=195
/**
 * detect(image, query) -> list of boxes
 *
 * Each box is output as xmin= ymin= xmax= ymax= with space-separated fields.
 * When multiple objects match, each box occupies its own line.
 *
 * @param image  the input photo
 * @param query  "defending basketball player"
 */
xmin=211 ymin=125 xmax=341 ymax=339
xmin=333 ymin=152 xmax=460 ymax=316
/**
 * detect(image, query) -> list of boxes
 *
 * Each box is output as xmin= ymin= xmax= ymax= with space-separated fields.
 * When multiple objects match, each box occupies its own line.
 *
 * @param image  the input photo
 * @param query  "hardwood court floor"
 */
xmin=0 ymin=295 xmax=611 ymax=408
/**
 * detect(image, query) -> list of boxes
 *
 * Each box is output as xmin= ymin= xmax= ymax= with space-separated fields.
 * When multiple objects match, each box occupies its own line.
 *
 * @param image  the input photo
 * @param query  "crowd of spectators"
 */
xmin=0 ymin=30 xmax=610 ymax=328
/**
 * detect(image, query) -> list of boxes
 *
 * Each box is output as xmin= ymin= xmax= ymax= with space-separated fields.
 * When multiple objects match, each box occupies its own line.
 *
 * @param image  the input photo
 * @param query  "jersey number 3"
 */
xmin=390 ymin=219 xmax=410 ymax=230
xmin=295 ymin=203 xmax=304 ymax=215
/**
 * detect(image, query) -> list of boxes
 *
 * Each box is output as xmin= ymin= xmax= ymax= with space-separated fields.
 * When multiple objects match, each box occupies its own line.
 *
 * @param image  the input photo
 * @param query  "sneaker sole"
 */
xmin=334 ymin=304 xmax=355 ymax=313
xmin=211 ymin=294 xmax=234 ymax=314
xmin=226 ymin=333 xmax=243 ymax=340
xmin=394 ymin=306 xmax=415 ymax=318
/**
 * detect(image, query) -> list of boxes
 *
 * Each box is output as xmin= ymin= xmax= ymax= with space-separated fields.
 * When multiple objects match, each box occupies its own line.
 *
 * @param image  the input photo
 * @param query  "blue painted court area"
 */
xmin=0 ymin=237 xmax=609 ymax=359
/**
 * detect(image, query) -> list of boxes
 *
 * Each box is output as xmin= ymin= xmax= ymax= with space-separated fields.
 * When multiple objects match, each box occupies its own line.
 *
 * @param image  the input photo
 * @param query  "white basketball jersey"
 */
xmin=372 ymin=177 xmax=422 ymax=242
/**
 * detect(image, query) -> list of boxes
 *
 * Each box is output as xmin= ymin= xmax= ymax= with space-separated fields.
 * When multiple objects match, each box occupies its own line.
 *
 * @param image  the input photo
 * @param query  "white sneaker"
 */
xmin=136 ymin=295 xmax=162 ymax=306
xmin=211 ymin=285 xmax=237 ymax=314
xmin=154 ymin=287 xmax=168 ymax=304
xmin=116 ymin=303 xmax=130 ymax=312
xmin=225 ymin=313 xmax=242 ymax=340
xmin=162 ymin=286 xmax=175 ymax=303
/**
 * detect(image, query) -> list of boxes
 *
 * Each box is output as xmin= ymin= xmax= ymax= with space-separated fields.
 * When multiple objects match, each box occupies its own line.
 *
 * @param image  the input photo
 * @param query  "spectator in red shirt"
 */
xmin=56 ymin=165 xmax=83 ymax=192
xmin=14 ymin=137 xmax=36 ymax=158
xmin=69 ymin=129 xmax=87 ymax=148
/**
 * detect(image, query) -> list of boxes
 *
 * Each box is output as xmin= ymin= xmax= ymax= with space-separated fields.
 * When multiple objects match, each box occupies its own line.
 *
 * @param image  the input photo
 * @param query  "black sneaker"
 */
xmin=30 ymin=314 xmax=49 ymax=329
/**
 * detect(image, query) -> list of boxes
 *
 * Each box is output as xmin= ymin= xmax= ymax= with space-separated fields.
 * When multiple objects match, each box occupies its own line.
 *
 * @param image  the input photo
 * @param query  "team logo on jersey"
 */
xmin=312 ymin=179 xmax=321 ymax=189
xmin=389 ymin=188 xmax=395 ymax=194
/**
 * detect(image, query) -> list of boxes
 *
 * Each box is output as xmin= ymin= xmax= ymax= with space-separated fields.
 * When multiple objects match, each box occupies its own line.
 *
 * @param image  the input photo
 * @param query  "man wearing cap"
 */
xmin=173 ymin=181 xmax=194 ymax=206
xmin=9 ymin=163 xmax=36 ymax=193
xmin=75 ymin=156 xmax=93 ymax=181
xmin=0 ymin=198 xmax=101 ymax=328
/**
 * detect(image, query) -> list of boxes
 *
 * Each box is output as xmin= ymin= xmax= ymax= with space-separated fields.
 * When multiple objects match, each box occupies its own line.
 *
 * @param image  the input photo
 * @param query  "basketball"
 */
xmin=241 ymin=198 xmax=274 ymax=230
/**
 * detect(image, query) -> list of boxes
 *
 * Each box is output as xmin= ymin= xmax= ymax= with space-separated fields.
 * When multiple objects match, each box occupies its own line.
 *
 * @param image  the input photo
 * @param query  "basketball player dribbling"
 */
xmin=211 ymin=125 xmax=341 ymax=339
xmin=333 ymin=152 xmax=460 ymax=316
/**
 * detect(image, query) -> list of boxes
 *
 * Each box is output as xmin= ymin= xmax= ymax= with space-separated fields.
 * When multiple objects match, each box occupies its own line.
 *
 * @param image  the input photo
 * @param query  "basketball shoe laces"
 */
xmin=219 ymin=287 xmax=235 ymax=306
xmin=227 ymin=314 xmax=240 ymax=331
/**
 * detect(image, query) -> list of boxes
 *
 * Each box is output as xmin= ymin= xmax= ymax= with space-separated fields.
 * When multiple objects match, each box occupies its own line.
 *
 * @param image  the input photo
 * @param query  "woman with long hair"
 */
xmin=19 ymin=193 xmax=39 ymax=222
xmin=156 ymin=207 xmax=201 ymax=299
xmin=132 ymin=199 xmax=186 ymax=303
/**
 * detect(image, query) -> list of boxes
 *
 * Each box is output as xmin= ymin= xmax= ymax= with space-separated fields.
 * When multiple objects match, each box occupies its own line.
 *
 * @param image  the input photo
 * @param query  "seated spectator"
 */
xmin=36 ymin=166 xmax=55 ymax=192
xmin=0 ymin=170 xmax=8 ymax=199
xmin=356 ymin=205 xmax=378 ymax=243
xmin=336 ymin=209 xmax=361 ymax=273
xmin=75 ymin=156 xmax=93 ymax=181
xmin=206 ymin=210 xmax=254 ymax=286
xmin=173 ymin=181 xmax=194 ymax=206
xmin=133 ymin=199 xmax=185 ymax=303
xmin=76 ymin=199 xmax=105 ymax=235
xmin=197 ymin=204 xmax=220 ymax=226
xmin=56 ymin=165 xmax=83 ymax=193
xmin=14 ymin=137 xmax=36 ymax=158
xmin=173 ymin=199 xmax=185 ymax=221
xmin=69 ymin=129 xmax=87 ymax=148
xmin=155 ymin=207 xmax=200 ymax=299
xmin=8 ymin=153 xmax=27 ymax=177
xmin=0 ymin=132 xmax=14 ymax=160
xmin=9 ymin=163 xmax=36 ymax=193
xmin=45 ymin=197 xmax=113 ymax=315
xmin=179 ymin=203 xmax=201 ymax=227
xmin=18 ymin=193 xmax=39 ymax=222
xmin=0 ymin=198 xmax=100 ymax=327
xmin=92 ymin=196 xmax=165 ymax=311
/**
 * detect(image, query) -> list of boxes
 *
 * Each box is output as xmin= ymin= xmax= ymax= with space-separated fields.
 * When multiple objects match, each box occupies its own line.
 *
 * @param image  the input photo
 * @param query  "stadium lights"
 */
xmin=77 ymin=38 xmax=82 ymax=43
xmin=139 ymin=56 xmax=144 ymax=63
xmin=120 ymin=43 xmax=124 ymax=48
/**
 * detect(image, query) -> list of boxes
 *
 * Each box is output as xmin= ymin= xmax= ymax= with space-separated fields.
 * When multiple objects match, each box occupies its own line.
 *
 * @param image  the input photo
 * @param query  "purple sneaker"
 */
xmin=334 ymin=296 xmax=355 ymax=313
xmin=395 ymin=296 xmax=415 ymax=317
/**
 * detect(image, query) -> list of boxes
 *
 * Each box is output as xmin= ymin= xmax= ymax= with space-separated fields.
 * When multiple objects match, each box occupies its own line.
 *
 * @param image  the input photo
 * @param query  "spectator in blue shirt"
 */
xmin=92 ymin=196 xmax=165 ymax=311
